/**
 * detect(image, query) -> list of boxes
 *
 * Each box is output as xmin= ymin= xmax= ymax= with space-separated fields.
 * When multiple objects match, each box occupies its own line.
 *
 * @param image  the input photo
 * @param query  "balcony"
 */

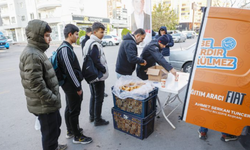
xmin=1 ymin=12 xmax=9 ymax=18
xmin=0 ymin=0 xmax=7 ymax=7
xmin=37 ymin=0 xmax=61 ymax=11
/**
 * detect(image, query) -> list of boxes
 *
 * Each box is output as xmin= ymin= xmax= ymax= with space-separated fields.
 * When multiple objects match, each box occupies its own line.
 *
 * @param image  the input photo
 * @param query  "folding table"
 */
xmin=151 ymin=73 xmax=189 ymax=129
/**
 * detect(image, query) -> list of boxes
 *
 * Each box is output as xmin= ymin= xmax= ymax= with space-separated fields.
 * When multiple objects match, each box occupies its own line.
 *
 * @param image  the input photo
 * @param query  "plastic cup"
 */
xmin=161 ymin=79 xmax=166 ymax=88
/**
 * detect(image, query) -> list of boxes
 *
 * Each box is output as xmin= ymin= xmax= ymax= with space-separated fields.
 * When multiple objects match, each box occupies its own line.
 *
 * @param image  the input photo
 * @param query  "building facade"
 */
xmin=0 ymin=0 xmax=110 ymax=42
xmin=107 ymin=0 xmax=128 ymax=36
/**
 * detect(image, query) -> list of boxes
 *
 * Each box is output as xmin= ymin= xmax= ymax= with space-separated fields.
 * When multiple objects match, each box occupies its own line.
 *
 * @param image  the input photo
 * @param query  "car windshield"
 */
xmin=0 ymin=35 xmax=6 ymax=40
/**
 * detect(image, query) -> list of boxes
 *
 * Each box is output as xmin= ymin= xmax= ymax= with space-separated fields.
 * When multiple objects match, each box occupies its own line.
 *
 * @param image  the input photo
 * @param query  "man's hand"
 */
xmin=170 ymin=68 xmax=177 ymax=76
xmin=77 ymin=90 xmax=83 ymax=96
xmin=140 ymin=60 xmax=147 ymax=66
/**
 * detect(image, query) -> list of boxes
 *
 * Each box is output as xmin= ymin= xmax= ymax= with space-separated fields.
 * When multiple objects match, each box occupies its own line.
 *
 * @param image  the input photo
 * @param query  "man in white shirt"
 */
xmin=131 ymin=0 xmax=150 ymax=32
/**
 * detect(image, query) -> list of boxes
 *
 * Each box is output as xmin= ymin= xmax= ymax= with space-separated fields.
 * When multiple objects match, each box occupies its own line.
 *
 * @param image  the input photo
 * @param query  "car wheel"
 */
xmin=6 ymin=47 xmax=9 ymax=49
xmin=109 ymin=41 xmax=113 ymax=46
xmin=183 ymin=62 xmax=192 ymax=73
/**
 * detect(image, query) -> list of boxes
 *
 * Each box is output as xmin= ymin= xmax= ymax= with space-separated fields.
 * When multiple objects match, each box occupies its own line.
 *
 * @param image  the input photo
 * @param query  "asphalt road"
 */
xmin=0 ymin=38 xmax=244 ymax=150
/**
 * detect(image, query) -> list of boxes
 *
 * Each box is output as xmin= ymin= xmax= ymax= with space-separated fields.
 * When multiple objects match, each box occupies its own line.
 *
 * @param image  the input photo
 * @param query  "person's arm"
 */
xmin=167 ymin=34 xmax=174 ymax=47
xmin=148 ymin=46 xmax=173 ymax=71
xmin=61 ymin=47 xmax=82 ymax=91
xmin=90 ymin=45 xmax=106 ymax=73
xmin=25 ymin=54 xmax=58 ymax=104
xmin=125 ymin=43 xmax=145 ymax=64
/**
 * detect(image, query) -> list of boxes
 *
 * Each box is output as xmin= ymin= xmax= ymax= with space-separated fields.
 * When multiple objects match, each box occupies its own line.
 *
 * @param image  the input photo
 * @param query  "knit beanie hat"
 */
xmin=158 ymin=35 xmax=169 ymax=45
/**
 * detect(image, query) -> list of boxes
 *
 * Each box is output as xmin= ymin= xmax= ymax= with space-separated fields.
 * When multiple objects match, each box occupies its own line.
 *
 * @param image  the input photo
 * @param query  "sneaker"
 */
xmin=198 ymin=130 xmax=207 ymax=140
xmin=55 ymin=144 xmax=67 ymax=150
xmin=73 ymin=134 xmax=93 ymax=144
xmin=66 ymin=128 xmax=83 ymax=139
xmin=89 ymin=116 xmax=94 ymax=122
xmin=94 ymin=118 xmax=109 ymax=126
xmin=221 ymin=135 xmax=238 ymax=142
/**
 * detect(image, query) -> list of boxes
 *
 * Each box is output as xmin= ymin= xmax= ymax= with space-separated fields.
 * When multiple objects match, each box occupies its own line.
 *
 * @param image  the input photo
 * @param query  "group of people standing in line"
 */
xmin=18 ymin=18 xmax=239 ymax=150
xmin=19 ymin=20 xmax=110 ymax=150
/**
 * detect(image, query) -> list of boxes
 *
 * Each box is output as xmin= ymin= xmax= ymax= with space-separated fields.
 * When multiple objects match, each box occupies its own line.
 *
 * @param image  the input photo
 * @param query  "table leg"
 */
xmin=157 ymin=94 xmax=183 ymax=129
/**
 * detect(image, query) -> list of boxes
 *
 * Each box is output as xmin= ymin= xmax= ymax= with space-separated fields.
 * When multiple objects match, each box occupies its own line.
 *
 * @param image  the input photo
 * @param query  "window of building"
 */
xmin=181 ymin=13 xmax=185 ymax=15
xmin=38 ymin=13 xmax=41 ymax=19
xmin=181 ymin=8 xmax=185 ymax=11
xmin=30 ymin=13 xmax=34 ymax=20
xmin=21 ymin=16 xmax=25 ymax=21
xmin=11 ymin=17 xmax=16 ymax=23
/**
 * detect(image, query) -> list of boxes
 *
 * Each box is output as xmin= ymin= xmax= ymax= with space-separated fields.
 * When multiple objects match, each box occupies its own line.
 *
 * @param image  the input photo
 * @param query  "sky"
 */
xmin=83 ymin=0 xmax=108 ymax=18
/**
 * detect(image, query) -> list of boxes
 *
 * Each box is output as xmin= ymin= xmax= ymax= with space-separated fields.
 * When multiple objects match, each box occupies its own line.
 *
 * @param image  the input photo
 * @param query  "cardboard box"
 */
xmin=147 ymin=65 xmax=168 ymax=82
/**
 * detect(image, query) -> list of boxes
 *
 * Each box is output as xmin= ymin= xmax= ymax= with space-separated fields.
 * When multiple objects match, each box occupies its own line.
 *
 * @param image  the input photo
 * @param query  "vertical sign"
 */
xmin=182 ymin=7 xmax=250 ymax=136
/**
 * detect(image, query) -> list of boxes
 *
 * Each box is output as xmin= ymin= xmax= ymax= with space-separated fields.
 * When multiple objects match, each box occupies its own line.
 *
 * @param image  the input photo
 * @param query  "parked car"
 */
xmin=102 ymin=35 xmax=120 ymax=46
xmin=112 ymin=35 xmax=121 ymax=43
xmin=171 ymin=33 xmax=186 ymax=43
xmin=101 ymin=41 xmax=107 ymax=47
xmin=6 ymin=36 xmax=14 ymax=45
xmin=0 ymin=35 xmax=9 ymax=49
xmin=169 ymin=43 xmax=196 ymax=73
xmin=167 ymin=30 xmax=181 ymax=35
xmin=182 ymin=31 xmax=196 ymax=39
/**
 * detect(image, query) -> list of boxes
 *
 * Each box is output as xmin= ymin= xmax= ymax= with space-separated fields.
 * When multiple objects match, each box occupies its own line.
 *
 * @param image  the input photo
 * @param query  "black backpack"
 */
xmin=82 ymin=42 xmax=103 ymax=84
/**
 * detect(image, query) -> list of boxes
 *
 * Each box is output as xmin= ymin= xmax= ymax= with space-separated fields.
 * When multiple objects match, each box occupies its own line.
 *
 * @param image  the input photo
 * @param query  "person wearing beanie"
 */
xmin=136 ymin=34 xmax=177 ymax=80
xmin=155 ymin=26 xmax=174 ymax=62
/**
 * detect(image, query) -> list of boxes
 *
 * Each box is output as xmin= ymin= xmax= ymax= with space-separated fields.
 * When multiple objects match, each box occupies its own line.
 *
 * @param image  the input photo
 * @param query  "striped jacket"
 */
xmin=57 ymin=41 xmax=83 ymax=91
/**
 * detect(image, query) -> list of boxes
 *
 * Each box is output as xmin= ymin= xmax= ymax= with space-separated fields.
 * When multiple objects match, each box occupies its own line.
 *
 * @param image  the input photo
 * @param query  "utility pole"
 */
xmin=192 ymin=2 xmax=196 ymax=31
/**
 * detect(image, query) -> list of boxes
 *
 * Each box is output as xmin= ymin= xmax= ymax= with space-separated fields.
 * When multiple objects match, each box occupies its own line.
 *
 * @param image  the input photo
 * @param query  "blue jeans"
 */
xmin=116 ymin=73 xmax=124 ymax=79
xmin=199 ymin=127 xmax=230 ymax=136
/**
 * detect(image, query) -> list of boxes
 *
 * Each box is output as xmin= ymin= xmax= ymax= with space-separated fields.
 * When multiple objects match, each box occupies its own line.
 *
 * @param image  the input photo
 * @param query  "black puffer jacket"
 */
xmin=136 ymin=40 xmax=173 ymax=80
xmin=116 ymin=33 xmax=144 ymax=75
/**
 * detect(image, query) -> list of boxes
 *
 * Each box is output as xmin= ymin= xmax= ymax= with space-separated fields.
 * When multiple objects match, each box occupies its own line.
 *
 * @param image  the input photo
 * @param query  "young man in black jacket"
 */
xmin=81 ymin=27 xmax=92 ymax=51
xmin=136 ymin=35 xmax=177 ymax=80
xmin=57 ymin=24 xmax=92 ymax=145
xmin=115 ymin=28 xmax=147 ymax=78
xmin=155 ymin=26 xmax=174 ymax=62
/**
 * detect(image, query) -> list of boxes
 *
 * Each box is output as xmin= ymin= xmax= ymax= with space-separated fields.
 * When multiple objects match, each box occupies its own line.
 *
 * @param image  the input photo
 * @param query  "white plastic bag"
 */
xmin=112 ymin=76 xmax=155 ymax=100
xmin=34 ymin=117 xmax=41 ymax=130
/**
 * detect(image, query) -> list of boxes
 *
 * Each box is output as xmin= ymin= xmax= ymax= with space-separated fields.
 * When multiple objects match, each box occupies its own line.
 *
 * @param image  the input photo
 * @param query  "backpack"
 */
xmin=49 ymin=44 xmax=75 ymax=86
xmin=82 ymin=42 xmax=103 ymax=84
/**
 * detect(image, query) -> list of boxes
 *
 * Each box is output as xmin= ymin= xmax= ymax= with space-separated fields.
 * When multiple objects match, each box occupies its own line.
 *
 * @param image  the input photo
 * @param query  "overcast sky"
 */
xmin=83 ymin=0 xmax=108 ymax=18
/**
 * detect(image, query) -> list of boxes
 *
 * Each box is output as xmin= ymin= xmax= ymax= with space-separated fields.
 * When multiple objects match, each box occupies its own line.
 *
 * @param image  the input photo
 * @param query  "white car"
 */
xmin=102 ymin=35 xmax=120 ymax=46
xmin=169 ymin=43 xmax=196 ymax=73
xmin=171 ymin=33 xmax=186 ymax=43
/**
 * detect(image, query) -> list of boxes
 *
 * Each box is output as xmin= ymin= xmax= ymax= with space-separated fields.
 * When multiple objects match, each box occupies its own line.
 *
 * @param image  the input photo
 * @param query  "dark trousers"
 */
xmin=89 ymin=81 xmax=105 ymax=121
xmin=38 ymin=110 xmax=61 ymax=150
xmin=63 ymin=88 xmax=83 ymax=137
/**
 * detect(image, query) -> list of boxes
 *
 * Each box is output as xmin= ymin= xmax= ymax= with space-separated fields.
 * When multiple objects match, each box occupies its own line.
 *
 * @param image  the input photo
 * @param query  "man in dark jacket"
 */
xmin=155 ymin=26 xmax=174 ymax=62
xmin=136 ymin=35 xmax=177 ymax=80
xmin=81 ymin=27 xmax=92 ymax=50
xmin=57 ymin=24 xmax=92 ymax=145
xmin=116 ymin=28 xmax=147 ymax=78
xmin=19 ymin=20 xmax=67 ymax=150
